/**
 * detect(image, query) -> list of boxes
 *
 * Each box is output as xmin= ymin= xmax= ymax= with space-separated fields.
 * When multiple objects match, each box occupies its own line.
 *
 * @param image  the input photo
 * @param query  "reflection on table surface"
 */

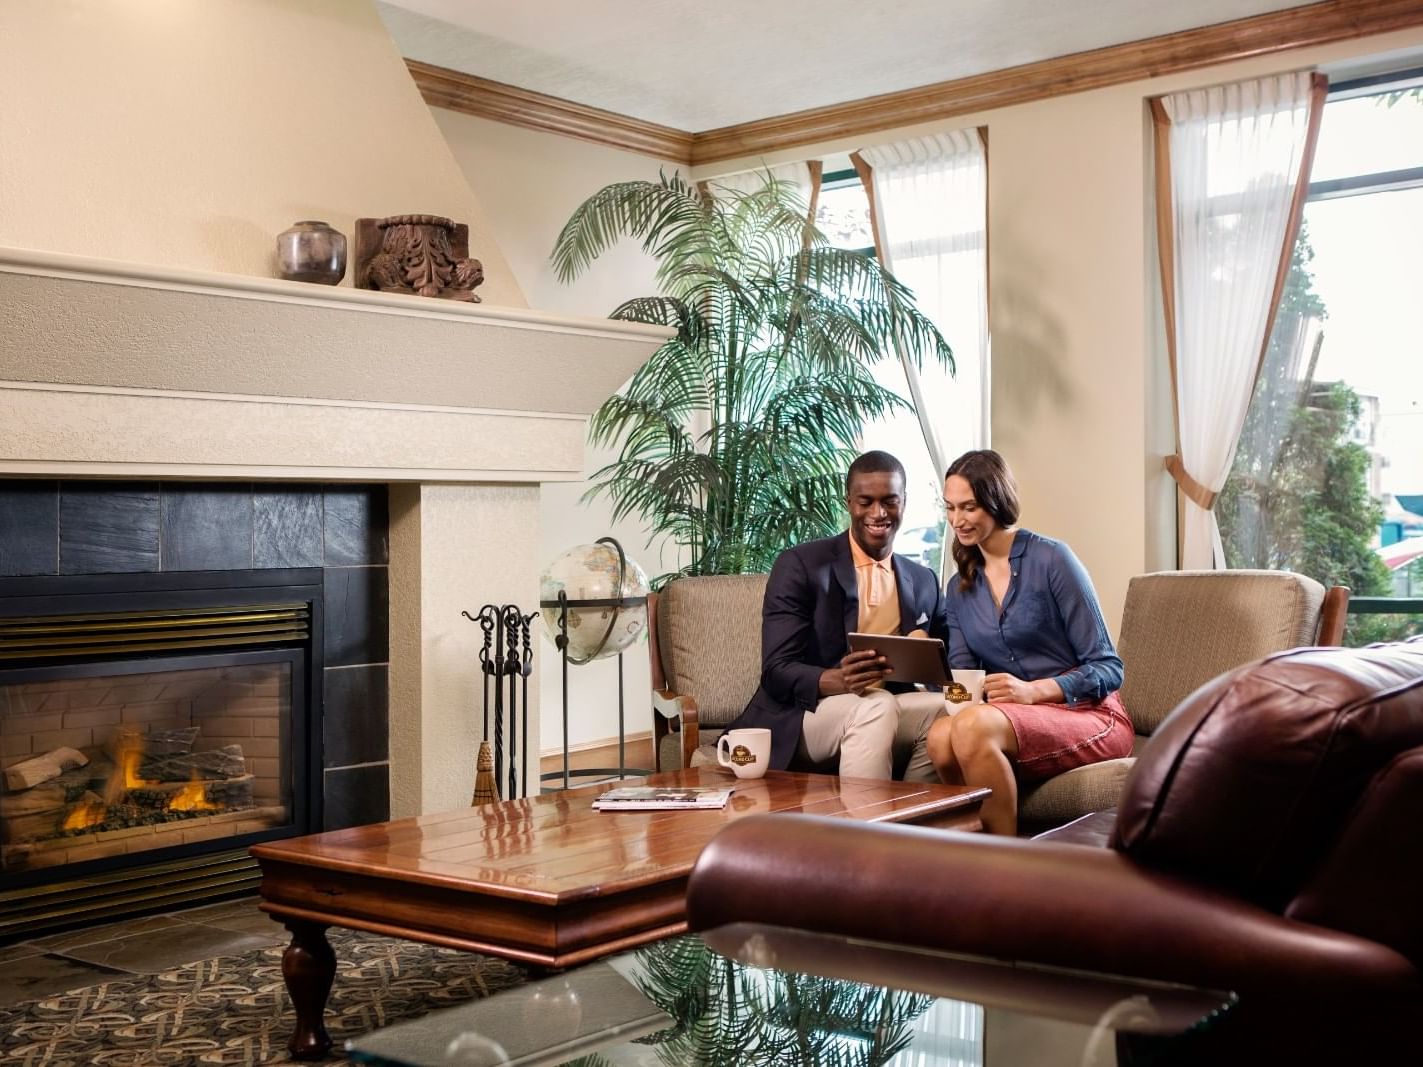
xmin=346 ymin=924 xmax=1234 ymax=1066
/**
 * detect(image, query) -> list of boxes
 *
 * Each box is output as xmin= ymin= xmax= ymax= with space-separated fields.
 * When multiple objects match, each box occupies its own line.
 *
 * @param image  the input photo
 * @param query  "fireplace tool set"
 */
xmin=463 ymin=604 xmax=536 ymax=802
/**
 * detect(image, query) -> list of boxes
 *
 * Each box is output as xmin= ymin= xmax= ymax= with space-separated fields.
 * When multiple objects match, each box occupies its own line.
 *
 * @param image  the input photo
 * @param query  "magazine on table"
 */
xmin=592 ymin=784 xmax=736 ymax=811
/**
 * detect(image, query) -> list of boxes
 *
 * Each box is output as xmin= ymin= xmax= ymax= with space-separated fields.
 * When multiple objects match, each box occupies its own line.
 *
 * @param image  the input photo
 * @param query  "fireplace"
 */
xmin=0 ymin=569 xmax=323 ymax=936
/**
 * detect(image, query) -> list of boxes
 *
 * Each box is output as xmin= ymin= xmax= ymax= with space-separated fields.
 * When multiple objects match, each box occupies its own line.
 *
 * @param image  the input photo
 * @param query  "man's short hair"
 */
xmin=846 ymin=450 xmax=906 ymax=496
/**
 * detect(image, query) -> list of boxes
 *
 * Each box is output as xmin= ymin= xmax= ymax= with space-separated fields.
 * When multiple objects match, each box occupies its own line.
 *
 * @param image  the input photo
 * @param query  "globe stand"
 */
xmin=539 ymin=537 xmax=652 ymax=792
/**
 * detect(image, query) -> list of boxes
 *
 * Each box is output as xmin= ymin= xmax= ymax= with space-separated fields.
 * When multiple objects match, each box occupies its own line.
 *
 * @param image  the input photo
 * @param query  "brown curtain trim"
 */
xmin=1151 ymin=96 xmax=1188 ymax=565
xmin=1165 ymin=453 xmax=1218 ymax=510
xmin=805 ymin=160 xmax=824 ymax=232
xmin=1254 ymin=72 xmax=1329 ymax=380
xmin=977 ymin=127 xmax=991 ymax=314
xmin=1150 ymin=96 xmax=1181 ymax=455
xmin=848 ymin=151 xmax=887 ymax=262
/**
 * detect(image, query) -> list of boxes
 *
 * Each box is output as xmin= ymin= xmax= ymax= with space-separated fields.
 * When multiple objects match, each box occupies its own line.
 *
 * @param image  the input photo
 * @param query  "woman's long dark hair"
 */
xmin=945 ymin=450 xmax=1020 ymax=592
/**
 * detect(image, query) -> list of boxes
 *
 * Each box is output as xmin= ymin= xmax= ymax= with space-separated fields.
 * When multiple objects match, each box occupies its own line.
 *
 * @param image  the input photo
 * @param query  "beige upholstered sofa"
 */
xmin=649 ymin=569 xmax=1349 ymax=828
xmin=1018 ymin=569 xmax=1348 ymax=829
xmin=649 ymin=574 xmax=768 ymax=771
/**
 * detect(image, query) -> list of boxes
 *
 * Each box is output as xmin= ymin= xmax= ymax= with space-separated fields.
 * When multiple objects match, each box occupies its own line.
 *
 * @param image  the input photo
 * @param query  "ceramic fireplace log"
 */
xmin=3 ymin=746 xmax=89 ymax=791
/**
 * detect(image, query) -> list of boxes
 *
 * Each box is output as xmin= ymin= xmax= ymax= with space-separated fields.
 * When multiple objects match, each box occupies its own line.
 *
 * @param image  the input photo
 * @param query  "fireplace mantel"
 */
xmin=0 ymin=247 xmax=670 ymax=482
xmin=1 ymin=246 xmax=668 ymax=819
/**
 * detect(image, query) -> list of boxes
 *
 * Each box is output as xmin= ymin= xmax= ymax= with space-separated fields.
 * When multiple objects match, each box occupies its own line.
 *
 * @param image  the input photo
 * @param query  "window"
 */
xmin=1219 ymin=71 xmax=1423 ymax=641
xmin=816 ymin=170 xmax=946 ymax=569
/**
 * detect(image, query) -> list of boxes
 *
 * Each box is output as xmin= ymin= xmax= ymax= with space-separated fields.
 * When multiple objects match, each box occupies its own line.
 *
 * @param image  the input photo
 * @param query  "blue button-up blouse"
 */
xmin=943 ymin=528 xmax=1123 ymax=705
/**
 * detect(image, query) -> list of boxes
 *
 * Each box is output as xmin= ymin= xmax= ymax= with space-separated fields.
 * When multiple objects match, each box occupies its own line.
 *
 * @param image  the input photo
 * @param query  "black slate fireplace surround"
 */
xmin=0 ymin=481 xmax=391 ymax=938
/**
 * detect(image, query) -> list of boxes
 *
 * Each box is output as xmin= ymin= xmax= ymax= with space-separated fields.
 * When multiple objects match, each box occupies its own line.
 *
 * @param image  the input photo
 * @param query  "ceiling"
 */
xmin=378 ymin=0 xmax=1319 ymax=131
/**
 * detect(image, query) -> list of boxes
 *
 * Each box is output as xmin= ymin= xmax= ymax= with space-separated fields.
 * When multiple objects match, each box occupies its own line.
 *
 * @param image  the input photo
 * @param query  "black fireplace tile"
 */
xmin=323 ymin=664 xmax=390 ymax=768
xmin=59 ymin=484 xmax=160 ymax=574
xmin=253 ymin=487 xmax=323 ymax=568
xmin=324 ymin=566 xmax=389 ymax=667
xmin=160 ymin=484 xmax=253 ymax=571
xmin=56 ymin=924 xmax=280 ymax=974
xmin=0 ymin=953 xmax=126 ymax=1009
xmin=323 ymin=485 xmax=389 ymax=566
xmin=0 ymin=481 xmax=59 ymax=576
xmin=28 ymin=914 xmax=192 ymax=952
xmin=323 ymin=763 xmax=390 ymax=831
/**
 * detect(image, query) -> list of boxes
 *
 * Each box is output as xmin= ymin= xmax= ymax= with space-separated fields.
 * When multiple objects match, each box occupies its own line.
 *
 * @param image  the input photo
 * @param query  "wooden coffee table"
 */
xmin=252 ymin=767 xmax=987 ymax=1058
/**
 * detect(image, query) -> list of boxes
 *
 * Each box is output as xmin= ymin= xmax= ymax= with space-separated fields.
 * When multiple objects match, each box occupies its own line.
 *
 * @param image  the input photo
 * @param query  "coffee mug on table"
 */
xmin=716 ymin=727 xmax=772 ymax=779
xmin=945 ymin=668 xmax=986 ymax=708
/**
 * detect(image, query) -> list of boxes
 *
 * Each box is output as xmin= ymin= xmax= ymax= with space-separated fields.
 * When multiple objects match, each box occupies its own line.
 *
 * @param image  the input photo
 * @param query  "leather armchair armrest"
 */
xmin=686 ymin=814 xmax=1420 ymax=1007
xmin=651 ymin=689 xmax=699 ymax=769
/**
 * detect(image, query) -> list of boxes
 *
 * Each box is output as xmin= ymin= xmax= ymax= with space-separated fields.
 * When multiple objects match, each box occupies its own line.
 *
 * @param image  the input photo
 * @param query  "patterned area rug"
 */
xmin=0 ymin=929 xmax=529 ymax=1066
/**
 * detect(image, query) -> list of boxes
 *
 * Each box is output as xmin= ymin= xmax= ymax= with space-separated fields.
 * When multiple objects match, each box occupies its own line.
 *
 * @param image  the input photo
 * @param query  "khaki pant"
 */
xmin=799 ymin=690 xmax=947 ymax=782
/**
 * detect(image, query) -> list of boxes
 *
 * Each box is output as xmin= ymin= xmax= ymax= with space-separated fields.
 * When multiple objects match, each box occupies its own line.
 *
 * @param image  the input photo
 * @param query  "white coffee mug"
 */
xmin=945 ymin=668 xmax=986 ymax=708
xmin=716 ymin=727 xmax=772 ymax=779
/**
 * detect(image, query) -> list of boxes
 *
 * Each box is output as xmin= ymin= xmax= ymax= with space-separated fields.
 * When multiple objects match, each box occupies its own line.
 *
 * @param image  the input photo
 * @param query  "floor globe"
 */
xmin=539 ymin=539 xmax=649 ymax=663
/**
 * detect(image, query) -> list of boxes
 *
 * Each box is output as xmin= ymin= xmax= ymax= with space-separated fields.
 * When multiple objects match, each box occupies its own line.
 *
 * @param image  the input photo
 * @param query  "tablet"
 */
xmin=847 ymin=632 xmax=949 ymax=687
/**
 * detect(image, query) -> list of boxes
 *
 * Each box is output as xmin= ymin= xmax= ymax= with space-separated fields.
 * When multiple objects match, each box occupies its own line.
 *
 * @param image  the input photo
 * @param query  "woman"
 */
xmin=926 ymin=449 xmax=1131 ymax=835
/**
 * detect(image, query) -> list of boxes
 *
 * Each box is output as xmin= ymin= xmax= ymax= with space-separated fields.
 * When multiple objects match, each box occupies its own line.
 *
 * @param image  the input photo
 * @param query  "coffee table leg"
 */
xmin=281 ymin=919 xmax=336 ymax=1060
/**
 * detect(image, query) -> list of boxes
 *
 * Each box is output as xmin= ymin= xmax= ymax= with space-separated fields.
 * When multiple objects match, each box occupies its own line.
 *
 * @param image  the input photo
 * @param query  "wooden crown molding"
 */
xmin=692 ymin=0 xmax=1423 ymax=164
xmin=407 ymin=60 xmax=694 ymax=164
xmin=409 ymin=0 xmax=1423 ymax=166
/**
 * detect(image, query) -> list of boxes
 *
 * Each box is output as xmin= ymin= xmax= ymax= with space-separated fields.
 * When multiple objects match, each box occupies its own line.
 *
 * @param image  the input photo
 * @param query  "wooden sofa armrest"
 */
xmin=652 ymin=689 xmax=700 ymax=770
xmin=1318 ymin=585 xmax=1350 ymax=646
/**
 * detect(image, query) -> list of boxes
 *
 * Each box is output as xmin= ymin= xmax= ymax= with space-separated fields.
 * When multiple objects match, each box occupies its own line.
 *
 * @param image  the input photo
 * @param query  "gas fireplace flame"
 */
xmin=167 ymin=772 xmax=218 ymax=813
xmin=122 ymin=746 xmax=159 ymax=790
xmin=61 ymin=796 xmax=106 ymax=831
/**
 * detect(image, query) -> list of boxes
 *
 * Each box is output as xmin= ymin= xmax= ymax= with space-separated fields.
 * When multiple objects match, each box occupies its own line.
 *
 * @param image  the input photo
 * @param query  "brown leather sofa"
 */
xmin=686 ymin=637 xmax=1423 ymax=1055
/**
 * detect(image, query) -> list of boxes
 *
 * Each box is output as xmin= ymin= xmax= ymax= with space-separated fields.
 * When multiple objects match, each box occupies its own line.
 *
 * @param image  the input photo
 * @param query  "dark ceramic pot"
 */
xmin=276 ymin=220 xmax=347 ymax=285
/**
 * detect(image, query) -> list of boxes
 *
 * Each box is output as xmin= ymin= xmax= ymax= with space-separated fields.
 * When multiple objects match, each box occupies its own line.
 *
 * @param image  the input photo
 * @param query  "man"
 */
xmin=723 ymin=450 xmax=949 ymax=780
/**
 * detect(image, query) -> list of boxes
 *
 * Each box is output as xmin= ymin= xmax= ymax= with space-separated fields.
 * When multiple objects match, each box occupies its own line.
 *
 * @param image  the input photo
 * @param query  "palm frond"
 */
xmin=554 ymin=171 xmax=954 ymax=577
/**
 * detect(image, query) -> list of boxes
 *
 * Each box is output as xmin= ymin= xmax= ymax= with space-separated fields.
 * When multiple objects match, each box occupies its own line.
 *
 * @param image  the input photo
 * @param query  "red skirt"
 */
xmin=994 ymin=691 xmax=1133 ymax=783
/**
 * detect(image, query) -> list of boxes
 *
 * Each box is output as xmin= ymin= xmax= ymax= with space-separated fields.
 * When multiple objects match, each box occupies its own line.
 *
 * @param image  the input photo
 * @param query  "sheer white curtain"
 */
xmin=1155 ymin=72 xmax=1325 ymax=568
xmin=703 ymin=161 xmax=817 ymax=206
xmin=856 ymin=131 xmax=989 ymax=495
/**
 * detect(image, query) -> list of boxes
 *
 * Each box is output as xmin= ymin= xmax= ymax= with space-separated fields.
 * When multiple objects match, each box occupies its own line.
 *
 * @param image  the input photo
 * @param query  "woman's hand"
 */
xmin=984 ymin=673 xmax=1063 ymax=705
xmin=822 ymin=649 xmax=890 ymax=696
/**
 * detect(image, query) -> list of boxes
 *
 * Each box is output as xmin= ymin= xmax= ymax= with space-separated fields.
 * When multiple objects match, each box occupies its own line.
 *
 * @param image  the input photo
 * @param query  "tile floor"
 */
xmin=0 ymin=895 xmax=282 ymax=1009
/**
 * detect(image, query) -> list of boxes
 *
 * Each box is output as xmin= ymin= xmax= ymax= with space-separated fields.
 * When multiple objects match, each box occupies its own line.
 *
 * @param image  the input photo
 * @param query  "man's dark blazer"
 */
xmin=723 ymin=532 xmax=949 ymax=770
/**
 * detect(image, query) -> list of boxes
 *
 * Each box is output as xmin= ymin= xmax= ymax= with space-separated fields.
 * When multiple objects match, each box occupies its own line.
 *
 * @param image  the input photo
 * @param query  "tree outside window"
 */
xmin=1219 ymin=76 xmax=1423 ymax=643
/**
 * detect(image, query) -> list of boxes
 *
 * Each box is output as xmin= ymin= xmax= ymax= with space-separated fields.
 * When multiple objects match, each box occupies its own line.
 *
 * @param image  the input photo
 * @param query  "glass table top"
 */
xmin=346 ymin=923 xmax=1234 ymax=1066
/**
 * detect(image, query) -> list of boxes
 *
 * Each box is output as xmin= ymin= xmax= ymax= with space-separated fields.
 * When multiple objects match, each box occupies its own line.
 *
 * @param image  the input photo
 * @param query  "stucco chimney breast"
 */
xmin=0 ymin=1 xmax=670 ymax=816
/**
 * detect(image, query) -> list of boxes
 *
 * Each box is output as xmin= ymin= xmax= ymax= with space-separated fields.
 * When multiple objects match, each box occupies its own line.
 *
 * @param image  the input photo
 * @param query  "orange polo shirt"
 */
xmin=848 ymin=535 xmax=900 ymax=635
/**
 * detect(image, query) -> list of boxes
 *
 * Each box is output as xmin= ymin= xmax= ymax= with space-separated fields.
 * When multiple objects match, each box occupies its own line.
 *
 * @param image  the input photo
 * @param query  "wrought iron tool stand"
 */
xmin=463 ymin=604 xmax=536 ymax=800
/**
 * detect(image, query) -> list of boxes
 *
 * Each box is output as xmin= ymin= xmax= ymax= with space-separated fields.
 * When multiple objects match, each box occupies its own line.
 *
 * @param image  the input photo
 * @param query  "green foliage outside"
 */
xmin=1219 ymin=226 xmax=1415 ymax=645
xmin=551 ymin=172 xmax=952 ymax=586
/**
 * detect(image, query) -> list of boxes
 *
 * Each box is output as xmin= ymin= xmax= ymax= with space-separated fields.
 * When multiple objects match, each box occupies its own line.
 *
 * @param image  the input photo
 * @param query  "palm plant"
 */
xmin=552 ymin=172 xmax=953 ymax=582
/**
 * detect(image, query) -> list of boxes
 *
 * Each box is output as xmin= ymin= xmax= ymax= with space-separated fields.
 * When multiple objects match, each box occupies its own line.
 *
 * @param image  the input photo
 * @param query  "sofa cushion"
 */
xmin=1114 ymin=638 xmax=1423 ymax=912
xmin=1019 ymin=757 xmax=1134 ymax=825
xmin=1117 ymin=569 xmax=1325 ymax=736
xmin=657 ymin=574 xmax=768 ymax=728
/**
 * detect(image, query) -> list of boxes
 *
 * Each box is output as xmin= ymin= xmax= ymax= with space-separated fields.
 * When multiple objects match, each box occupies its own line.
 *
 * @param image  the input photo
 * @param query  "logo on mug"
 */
xmin=945 ymin=681 xmax=973 ymax=704
xmin=730 ymin=744 xmax=757 ymax=766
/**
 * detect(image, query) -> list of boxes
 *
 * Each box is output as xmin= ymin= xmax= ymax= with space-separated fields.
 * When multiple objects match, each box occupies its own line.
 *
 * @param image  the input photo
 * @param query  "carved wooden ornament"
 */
xmin=354 ymin=214 xmax=485 ymax=302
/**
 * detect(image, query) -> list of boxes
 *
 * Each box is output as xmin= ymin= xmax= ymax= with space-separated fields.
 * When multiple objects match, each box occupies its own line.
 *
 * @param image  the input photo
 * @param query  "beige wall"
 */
xmin=431 ymin=25 xmax=1423 ymax=750
xmin=431 ymin=108 xmax=681 ymax=752
xmin=0 ymin=0 xmax=523 ymax=306
xmin=693 ymin=25 xmax=1423 ymax=634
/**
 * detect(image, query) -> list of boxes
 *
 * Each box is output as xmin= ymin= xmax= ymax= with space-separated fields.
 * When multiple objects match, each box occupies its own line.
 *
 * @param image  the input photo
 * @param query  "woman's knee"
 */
xmin=950 ymin=703 xmax=1014 ymax=763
